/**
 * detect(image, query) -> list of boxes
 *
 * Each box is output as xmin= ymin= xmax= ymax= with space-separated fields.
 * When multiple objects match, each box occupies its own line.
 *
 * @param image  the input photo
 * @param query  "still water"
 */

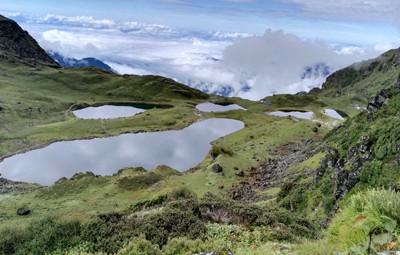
xmin=269 ymin=111 xmax=314 ymax=119
xmin=73 ymin=105 xmax=146 ymax=119
xmin=0 ymin=118 xmax=244 ymax=185
xmin=196 ymin=102 xmax=245 ymax=112
xmin=323 ymin=109 xmax=344 ymax=120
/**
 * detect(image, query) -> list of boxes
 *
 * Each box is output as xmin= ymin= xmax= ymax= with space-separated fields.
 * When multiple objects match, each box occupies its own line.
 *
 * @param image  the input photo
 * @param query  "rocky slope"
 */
xmin=0 ymin=14 xmax=59 ymax=67
xmin=274 ymin=74 xmax=400 ymax=227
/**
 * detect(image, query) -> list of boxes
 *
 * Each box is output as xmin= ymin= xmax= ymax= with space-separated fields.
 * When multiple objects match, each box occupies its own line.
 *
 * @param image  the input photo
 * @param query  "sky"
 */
xmin=1 ymin=0 xmax=400 ymax=100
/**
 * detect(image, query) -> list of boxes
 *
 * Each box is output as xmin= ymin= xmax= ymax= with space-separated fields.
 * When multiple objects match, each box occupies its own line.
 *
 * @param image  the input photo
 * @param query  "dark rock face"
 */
xmin=0 ymin=15 xmax=59 ymax=67
xmin=367 ymin=89 xmax=391 ymax=118
xmin=314 ymin=134 xmax=375 ymax=228
xmin=16 ymin=208 xmax=31 ymax=216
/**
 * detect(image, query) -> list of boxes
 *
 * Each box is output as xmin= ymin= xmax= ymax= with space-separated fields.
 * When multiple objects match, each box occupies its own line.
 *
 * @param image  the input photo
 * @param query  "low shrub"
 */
xmin=0 ymin=218 xmax=82 ymax=255
xmin=142 ymin=208 xmax=207 ymax=248
xmin=82 ymin=212 xmax=140 ymax=254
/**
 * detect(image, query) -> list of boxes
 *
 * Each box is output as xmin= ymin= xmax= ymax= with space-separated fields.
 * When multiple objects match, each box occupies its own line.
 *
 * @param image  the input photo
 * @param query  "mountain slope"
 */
xmin=311 ymin=48 xmax=400 ymax=98
xmin=0 ymin=15 xmax=59 ymax=67
xmin=1 ymin=15 xmax=400 ymax=255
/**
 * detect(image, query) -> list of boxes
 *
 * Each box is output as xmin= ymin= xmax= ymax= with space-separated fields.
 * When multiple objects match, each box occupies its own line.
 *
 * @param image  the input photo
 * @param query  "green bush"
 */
xmin=118 ymin=236 xmax=160 ymax=255
xmin=0 ymin=218 xmax=82 ymax=255
xmin=142 ymin=208 xmax=207 ymax=247
xmin=116 ymin=172 xmax=163 ymax=191
xmin=359 ymin=161 xmax=399 ymax=188
xmin=129 ymin=194 xmax=168 ymax=213
xmin=82 ymin=212 xmax=139 ymax=254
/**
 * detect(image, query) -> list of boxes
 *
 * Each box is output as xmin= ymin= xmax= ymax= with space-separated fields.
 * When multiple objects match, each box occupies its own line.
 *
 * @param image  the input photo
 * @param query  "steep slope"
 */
xmin=311 ymin=48 xmax=400 ymax=98
xmin=0 ymin=14 xmax=59 ymax=67
xmin=1 ymin=15 xmax=400 ymax=255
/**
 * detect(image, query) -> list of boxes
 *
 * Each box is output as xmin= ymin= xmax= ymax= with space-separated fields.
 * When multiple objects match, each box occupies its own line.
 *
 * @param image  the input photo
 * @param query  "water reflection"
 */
xmin=0 ymin=118 xmax=244 ymax=185
xmin=196 ymin=103 xmax=245 ymax=112
xmin=269 ymin=111 xmax=314 ymax=119
xmin=323 ymin=109 xmax=344 ymax=120
xmin=73 ymin=105 xmax=146 ymax=119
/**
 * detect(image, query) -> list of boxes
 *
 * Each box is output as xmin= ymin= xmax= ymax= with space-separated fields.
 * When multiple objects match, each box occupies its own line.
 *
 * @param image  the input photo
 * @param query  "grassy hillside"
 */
xmin=1 ymin=16 xmax=400 ymax=255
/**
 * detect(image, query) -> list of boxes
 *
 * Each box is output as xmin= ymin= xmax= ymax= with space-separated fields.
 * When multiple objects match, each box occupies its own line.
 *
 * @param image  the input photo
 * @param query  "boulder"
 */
xmin=16 ymin=208 xmax=31 ymax=216
xmin=212 ymin=164 xmax=223 ymax=173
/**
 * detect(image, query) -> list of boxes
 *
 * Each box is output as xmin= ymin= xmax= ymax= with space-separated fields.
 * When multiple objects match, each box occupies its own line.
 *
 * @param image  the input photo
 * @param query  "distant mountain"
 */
xmin=0 ymin=14 xmax=59 ymax=67
xmin=47 ymin=51 xmax=112 ymax=71
xmin=301 ymin=63 xmax=332 ymax=80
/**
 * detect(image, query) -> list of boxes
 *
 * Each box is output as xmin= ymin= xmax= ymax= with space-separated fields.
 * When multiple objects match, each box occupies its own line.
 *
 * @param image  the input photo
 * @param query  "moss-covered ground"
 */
xmin=1 ymin=47 xmax=399 ymax=254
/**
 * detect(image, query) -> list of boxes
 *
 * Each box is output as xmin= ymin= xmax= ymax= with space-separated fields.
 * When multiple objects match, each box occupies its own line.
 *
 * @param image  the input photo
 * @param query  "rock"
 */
xmin=218 ymin=185 xmax=224 ymax=189
xmin=311 ymin=127 xmax=318 ymax=133
xmin=212 ymin=164 xmax=223 ymax=173
xmin=235 ymin=170 xmax=245 ymax=177
xmin=367 ymin=89 xmax=391 ymax=119
xmin=315 ymin=123 xmax=322 ymax=127
xmin=17 ymin=208 xmax=31 ymax=216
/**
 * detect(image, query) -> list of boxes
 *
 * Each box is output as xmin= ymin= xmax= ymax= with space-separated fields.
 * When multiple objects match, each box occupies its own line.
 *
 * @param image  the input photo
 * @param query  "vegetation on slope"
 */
xmin=1 ymin=15 xmax=400 ymax=255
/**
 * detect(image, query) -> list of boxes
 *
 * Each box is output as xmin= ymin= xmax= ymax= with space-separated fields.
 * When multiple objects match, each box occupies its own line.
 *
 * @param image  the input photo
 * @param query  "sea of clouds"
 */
xmin=9 ymin=13 xmax=398 ymax=100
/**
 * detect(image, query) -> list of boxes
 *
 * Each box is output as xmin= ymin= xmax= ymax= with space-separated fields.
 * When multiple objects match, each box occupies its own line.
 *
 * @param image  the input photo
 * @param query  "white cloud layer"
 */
xmin=29 ymin=14 xmax=395 ymax=100
xmin=282 ymin=0 xmax=400 ymax=22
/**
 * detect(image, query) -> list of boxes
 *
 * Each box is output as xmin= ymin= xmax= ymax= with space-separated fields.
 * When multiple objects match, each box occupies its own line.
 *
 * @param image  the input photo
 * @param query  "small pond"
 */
xmin=269 ymin=111 xmax=314 ymax=120
xmin=196 ymin=102 xmax=245 ymax=112
xmin=0 ymin=118 xmax=244 ymax=185
xmin=73 ymin=105 xmax=146 ymax=119
xmin=323 ymin=109 xmax=344 ymax=120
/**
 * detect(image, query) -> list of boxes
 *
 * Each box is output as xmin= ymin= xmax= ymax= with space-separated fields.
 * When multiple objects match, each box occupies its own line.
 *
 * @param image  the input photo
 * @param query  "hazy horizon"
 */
xmin=2 ymin=0 xmax=399 ymax=99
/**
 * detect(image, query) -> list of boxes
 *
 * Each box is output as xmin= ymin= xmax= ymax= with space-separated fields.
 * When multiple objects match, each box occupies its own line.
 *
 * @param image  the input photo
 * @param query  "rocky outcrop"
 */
xmin=228 ymin=181 xmax=260 ymax=202
xmin=367 ymin=89 xmax=391 ymax=118
xmin=313 ymin=134 xmax=375 ymax=227
xmin=251 ymin=139 xmax=322 ymax=190
xmin=0 ymin=14 xmax=59 ymax=67
xmin=0 ymin=177 xmax=38 ymax=194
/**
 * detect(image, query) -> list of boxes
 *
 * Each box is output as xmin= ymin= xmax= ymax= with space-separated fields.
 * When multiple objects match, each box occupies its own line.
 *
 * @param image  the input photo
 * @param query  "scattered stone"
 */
xmin=218 ymin=185 xmax=224 ymax=189
xmin=235 ymin=170 xmax=245 ymax=177
xmin=16 ymin=208 xmax=31 ymax=216
xmin=229 ymin=181 xmax=259 ymax=201
xmin=212 ymin=164 xmax=223 ymax=173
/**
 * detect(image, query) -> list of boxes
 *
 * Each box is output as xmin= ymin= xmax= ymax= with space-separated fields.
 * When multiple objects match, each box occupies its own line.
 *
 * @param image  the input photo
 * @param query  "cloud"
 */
xmin=219 ymin=30 xmax=383 ymax=99
xmin=39 ymin=14 xmax=176 ymax=36
xmin=281 ymin=0 xmax=400 ymax=22
xmin=33 ymin=14 xmax=390 ymax=101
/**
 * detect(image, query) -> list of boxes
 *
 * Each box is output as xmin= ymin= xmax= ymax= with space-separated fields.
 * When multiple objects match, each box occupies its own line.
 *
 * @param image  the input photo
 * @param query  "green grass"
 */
xmin=295 ymin=189 xmax=400 ymax=254
xmin=1 ymin=41 xmax=399 ymax=255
